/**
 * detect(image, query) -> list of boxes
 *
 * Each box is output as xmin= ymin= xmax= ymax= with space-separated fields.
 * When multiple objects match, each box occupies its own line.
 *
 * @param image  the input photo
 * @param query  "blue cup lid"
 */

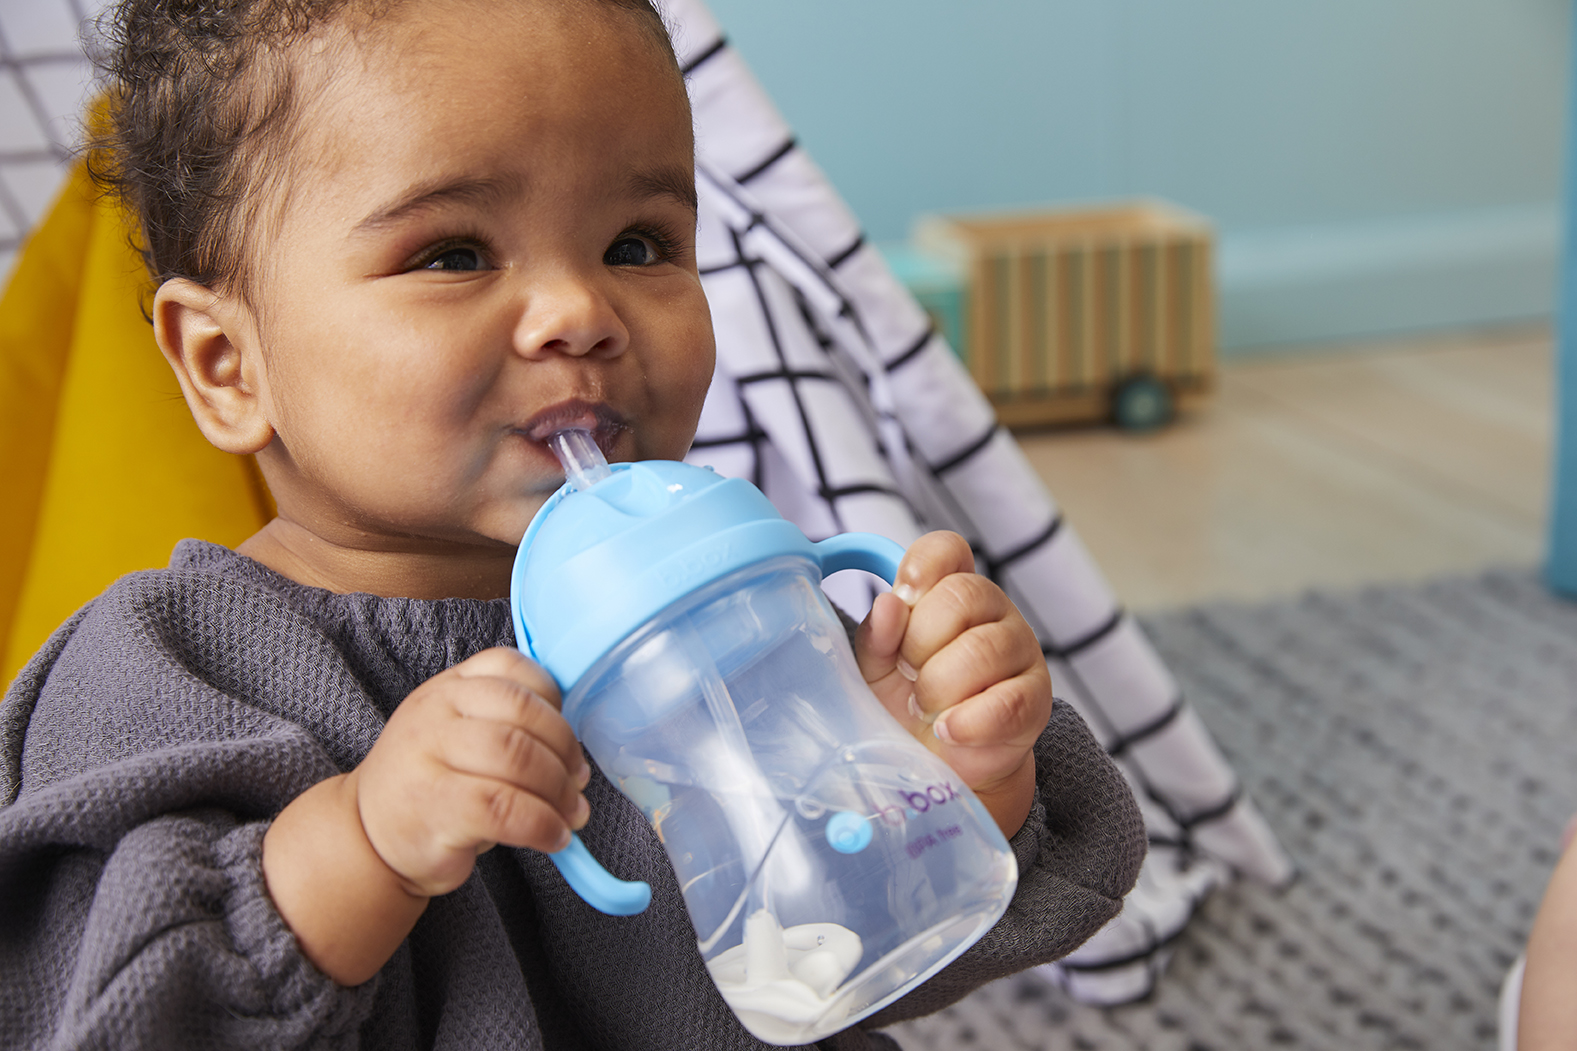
xmin=511 ymin=460 xmax=820 ymax=721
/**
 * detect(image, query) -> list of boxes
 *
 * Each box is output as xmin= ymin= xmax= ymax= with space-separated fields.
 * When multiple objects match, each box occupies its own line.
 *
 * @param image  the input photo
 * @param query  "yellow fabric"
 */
xmin=0 ymin=161 xmax=273 ymax=686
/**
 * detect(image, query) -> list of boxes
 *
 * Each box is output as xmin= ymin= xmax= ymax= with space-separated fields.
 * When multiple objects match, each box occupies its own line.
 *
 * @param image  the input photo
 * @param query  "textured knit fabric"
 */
xmin=0 ymin=540 xmax=1144 ymax=1051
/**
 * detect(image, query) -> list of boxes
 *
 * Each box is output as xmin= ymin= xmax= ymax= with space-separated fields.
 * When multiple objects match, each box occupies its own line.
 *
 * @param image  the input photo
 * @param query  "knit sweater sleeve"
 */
xmin=857 ymin=698 xmax=1146 ymax=1030
xmin=0 ymin=568 xmax=385 ymax=1050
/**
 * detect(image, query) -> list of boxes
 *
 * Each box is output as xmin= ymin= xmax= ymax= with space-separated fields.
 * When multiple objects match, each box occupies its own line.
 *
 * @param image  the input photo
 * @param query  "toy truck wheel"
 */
xmin=1112 ymin=376 xmax=1173 ymax=432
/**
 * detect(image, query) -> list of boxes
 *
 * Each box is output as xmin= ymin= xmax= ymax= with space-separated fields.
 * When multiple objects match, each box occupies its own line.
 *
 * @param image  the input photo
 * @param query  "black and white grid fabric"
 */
xmin=0 ymin=0 xmax=109 ymax=284
xmin=662 ymin=0 xmax=1296 ymax=1005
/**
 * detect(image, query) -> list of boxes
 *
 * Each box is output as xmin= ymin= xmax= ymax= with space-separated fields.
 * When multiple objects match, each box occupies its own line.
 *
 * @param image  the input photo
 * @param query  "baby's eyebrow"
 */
xmin=352 ymin=174 xmax=527 ymax=235
xmin=628 ymin=166 xmax=698 ymax=213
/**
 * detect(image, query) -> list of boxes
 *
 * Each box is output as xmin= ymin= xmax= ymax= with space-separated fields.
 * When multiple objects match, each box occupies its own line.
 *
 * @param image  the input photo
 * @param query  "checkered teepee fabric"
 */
xmin=0 ymin=0 xmax=107 ymax=284
xmin=664 ymin=0 xmax=1294 ymax=1004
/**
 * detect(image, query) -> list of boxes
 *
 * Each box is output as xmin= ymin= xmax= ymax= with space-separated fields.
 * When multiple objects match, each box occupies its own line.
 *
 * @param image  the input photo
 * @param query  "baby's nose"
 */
xmin=516 ymin=275 xmax=629 ymax=359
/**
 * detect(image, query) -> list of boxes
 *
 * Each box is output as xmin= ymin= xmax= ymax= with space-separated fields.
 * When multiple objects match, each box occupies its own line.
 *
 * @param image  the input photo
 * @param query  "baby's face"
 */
xmin=239 ymin=0 xmax=714 ymax=556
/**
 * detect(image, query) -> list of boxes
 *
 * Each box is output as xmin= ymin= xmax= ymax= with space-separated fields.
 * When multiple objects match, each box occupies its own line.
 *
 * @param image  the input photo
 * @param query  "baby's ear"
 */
xmin=153 ymin=278 xmax=274 ymax=455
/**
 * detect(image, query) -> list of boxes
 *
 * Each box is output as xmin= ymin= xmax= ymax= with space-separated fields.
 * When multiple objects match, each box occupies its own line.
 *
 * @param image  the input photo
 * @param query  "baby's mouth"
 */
xmin=520 ymin=401 xmax=628 ymax=458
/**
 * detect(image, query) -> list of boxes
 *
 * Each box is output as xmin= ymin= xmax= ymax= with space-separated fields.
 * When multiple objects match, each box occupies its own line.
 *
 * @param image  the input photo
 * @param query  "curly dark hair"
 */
xmin=91 ymin=0 xmax=679 ymax=300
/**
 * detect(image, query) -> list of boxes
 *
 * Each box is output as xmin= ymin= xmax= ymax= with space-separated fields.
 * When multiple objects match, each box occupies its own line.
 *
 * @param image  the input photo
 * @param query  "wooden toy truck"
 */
xmin=913 ymin=200 xmax=1216 ymax=431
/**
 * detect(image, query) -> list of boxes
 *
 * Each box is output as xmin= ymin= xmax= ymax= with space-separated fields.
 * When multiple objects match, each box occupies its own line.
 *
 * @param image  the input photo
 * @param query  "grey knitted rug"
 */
xmin=890 ymin=569 xmax=1577 ymax=1051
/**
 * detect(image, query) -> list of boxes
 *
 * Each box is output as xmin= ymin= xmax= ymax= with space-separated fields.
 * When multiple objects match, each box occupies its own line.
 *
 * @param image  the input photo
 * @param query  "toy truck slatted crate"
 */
xmin=915 ymin=201 xmax=1216 ymax=430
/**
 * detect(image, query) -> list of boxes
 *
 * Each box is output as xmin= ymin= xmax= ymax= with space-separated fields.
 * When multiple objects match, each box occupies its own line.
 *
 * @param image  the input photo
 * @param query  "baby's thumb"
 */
xmin=854 ymin=592 xmax=911 ymax=685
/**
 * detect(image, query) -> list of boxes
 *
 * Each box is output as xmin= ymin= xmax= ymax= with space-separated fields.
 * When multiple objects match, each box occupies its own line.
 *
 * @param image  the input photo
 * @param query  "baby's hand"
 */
xmin=854 ymin=531 xmax=1052 ymax=838
xmin=352 ymin=647 xmax=590 ymax=896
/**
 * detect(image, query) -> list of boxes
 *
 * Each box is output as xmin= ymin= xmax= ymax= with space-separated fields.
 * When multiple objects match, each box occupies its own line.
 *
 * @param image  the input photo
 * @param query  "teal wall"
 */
xmin=1545 ymin=4 xmax=1577 ymax=594
xmin=703 ymin=0 xmax=1571 ymax=352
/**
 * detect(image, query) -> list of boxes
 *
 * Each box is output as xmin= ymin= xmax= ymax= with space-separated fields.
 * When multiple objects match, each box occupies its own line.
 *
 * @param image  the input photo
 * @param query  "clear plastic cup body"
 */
xmin=569 ymin=556 xmax=1018 ymax=1045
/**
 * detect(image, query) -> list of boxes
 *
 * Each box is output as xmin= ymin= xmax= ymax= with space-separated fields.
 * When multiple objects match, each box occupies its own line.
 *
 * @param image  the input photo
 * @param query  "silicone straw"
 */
xmin=549 ymin=428 xmax=612 ymax=492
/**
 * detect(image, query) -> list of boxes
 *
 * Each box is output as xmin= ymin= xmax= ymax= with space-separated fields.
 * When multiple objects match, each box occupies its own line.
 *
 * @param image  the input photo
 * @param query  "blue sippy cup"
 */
xmin=511 ymin=430 xmax=1018 ymax=1046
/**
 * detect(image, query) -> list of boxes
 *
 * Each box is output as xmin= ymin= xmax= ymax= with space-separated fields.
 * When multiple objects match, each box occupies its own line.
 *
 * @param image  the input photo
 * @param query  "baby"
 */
xmin=0 ymin=0 xmax=1143 ymax=1047
xmin=1511 ymin=816 xmax=1577 ymax=1048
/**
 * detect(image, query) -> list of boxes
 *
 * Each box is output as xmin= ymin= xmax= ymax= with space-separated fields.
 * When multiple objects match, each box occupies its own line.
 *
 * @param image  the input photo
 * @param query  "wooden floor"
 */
xmin=1015 ymin=325 xmax=1554 ymax=612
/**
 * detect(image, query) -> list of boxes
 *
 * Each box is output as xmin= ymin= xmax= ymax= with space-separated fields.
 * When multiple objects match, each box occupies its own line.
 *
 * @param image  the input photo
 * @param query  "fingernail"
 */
xmin=933 ymin=716 xmax=954 ymax=743
xmin=573 ymin=795 xmax=590 ymax=828
xmin=556 ymin=826 xmax=573 ymax=850
xmin=906 ymin=692 xmax=938 ymax=725
xmin=893 ymin=583 xmax=921 ymax=607
xmin=576 ymin=761 xmax=592 ymax=789
xmin=895 ymin=656 xmax=918 ymax=682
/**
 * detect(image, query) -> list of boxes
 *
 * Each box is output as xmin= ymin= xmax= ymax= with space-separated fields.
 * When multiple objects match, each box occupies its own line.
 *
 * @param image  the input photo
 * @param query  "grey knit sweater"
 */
xmin=0 ymin=540 xmax=1144 ymax=1050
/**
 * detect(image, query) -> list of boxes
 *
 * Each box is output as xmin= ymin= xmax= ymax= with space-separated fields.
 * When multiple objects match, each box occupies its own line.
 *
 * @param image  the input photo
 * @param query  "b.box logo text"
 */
xmin=903 ymin=781 xmax=960 ymax=812
xmin=875 ymin=780 xmax=960 ymax=825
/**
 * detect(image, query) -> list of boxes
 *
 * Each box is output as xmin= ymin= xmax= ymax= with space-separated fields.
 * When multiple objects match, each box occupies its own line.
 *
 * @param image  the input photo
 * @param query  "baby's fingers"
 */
xmin=430 ymin=773 xmax=582 ymax=870
xmin=930 ymin=666 xmax=1051 ymax=751
xmin=901 ymin=571 xmax=1015 ymax=660
xmin=910 ymin=611 xmax=1043 ymax=718
xmin=890 ymin=531 xmax=978 ymax=607
xmin=447 ymin=674 xmax=588 ymax=788
xmin=451 ymin=647 xmax=562 ymax=708
xmin=437 ymin=717 xmax=589 ymax=832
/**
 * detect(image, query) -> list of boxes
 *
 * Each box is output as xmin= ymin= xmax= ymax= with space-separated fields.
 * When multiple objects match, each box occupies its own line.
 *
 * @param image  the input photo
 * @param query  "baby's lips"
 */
xmin=521 ymin=400 xmax=627 ymax=451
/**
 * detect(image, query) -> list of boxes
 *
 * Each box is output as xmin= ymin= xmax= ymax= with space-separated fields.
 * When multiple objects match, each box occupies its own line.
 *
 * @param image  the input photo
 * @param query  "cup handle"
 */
xmin=516 ymin=630 xmax=652 ymax=914
xmin=550 ymin=834 xmax=652 ymax=916
xmin=813 ymin=532 xmax=906 ymax=585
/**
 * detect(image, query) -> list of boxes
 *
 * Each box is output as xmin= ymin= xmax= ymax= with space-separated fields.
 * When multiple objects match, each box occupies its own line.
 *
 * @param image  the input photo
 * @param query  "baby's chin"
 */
xmin=362 ymin=501 xmax=549 ymax=556
xmin=474 ymin=496 xmax=557 ymax=550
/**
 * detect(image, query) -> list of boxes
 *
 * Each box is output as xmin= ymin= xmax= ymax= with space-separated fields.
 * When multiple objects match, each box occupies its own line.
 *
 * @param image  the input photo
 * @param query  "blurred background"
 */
xmin=703 ymin=0 xmax=1569 ymax=611
xmin=707 ymin=0 xmax=1567 ymax=351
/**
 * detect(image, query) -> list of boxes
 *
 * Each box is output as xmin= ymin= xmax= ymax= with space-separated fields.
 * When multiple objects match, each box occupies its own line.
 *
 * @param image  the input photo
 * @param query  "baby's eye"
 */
xmin=422 ymin=244 xmax=489 ymax=272
xmin=604 ymin=235 xmax=661 ymax=267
